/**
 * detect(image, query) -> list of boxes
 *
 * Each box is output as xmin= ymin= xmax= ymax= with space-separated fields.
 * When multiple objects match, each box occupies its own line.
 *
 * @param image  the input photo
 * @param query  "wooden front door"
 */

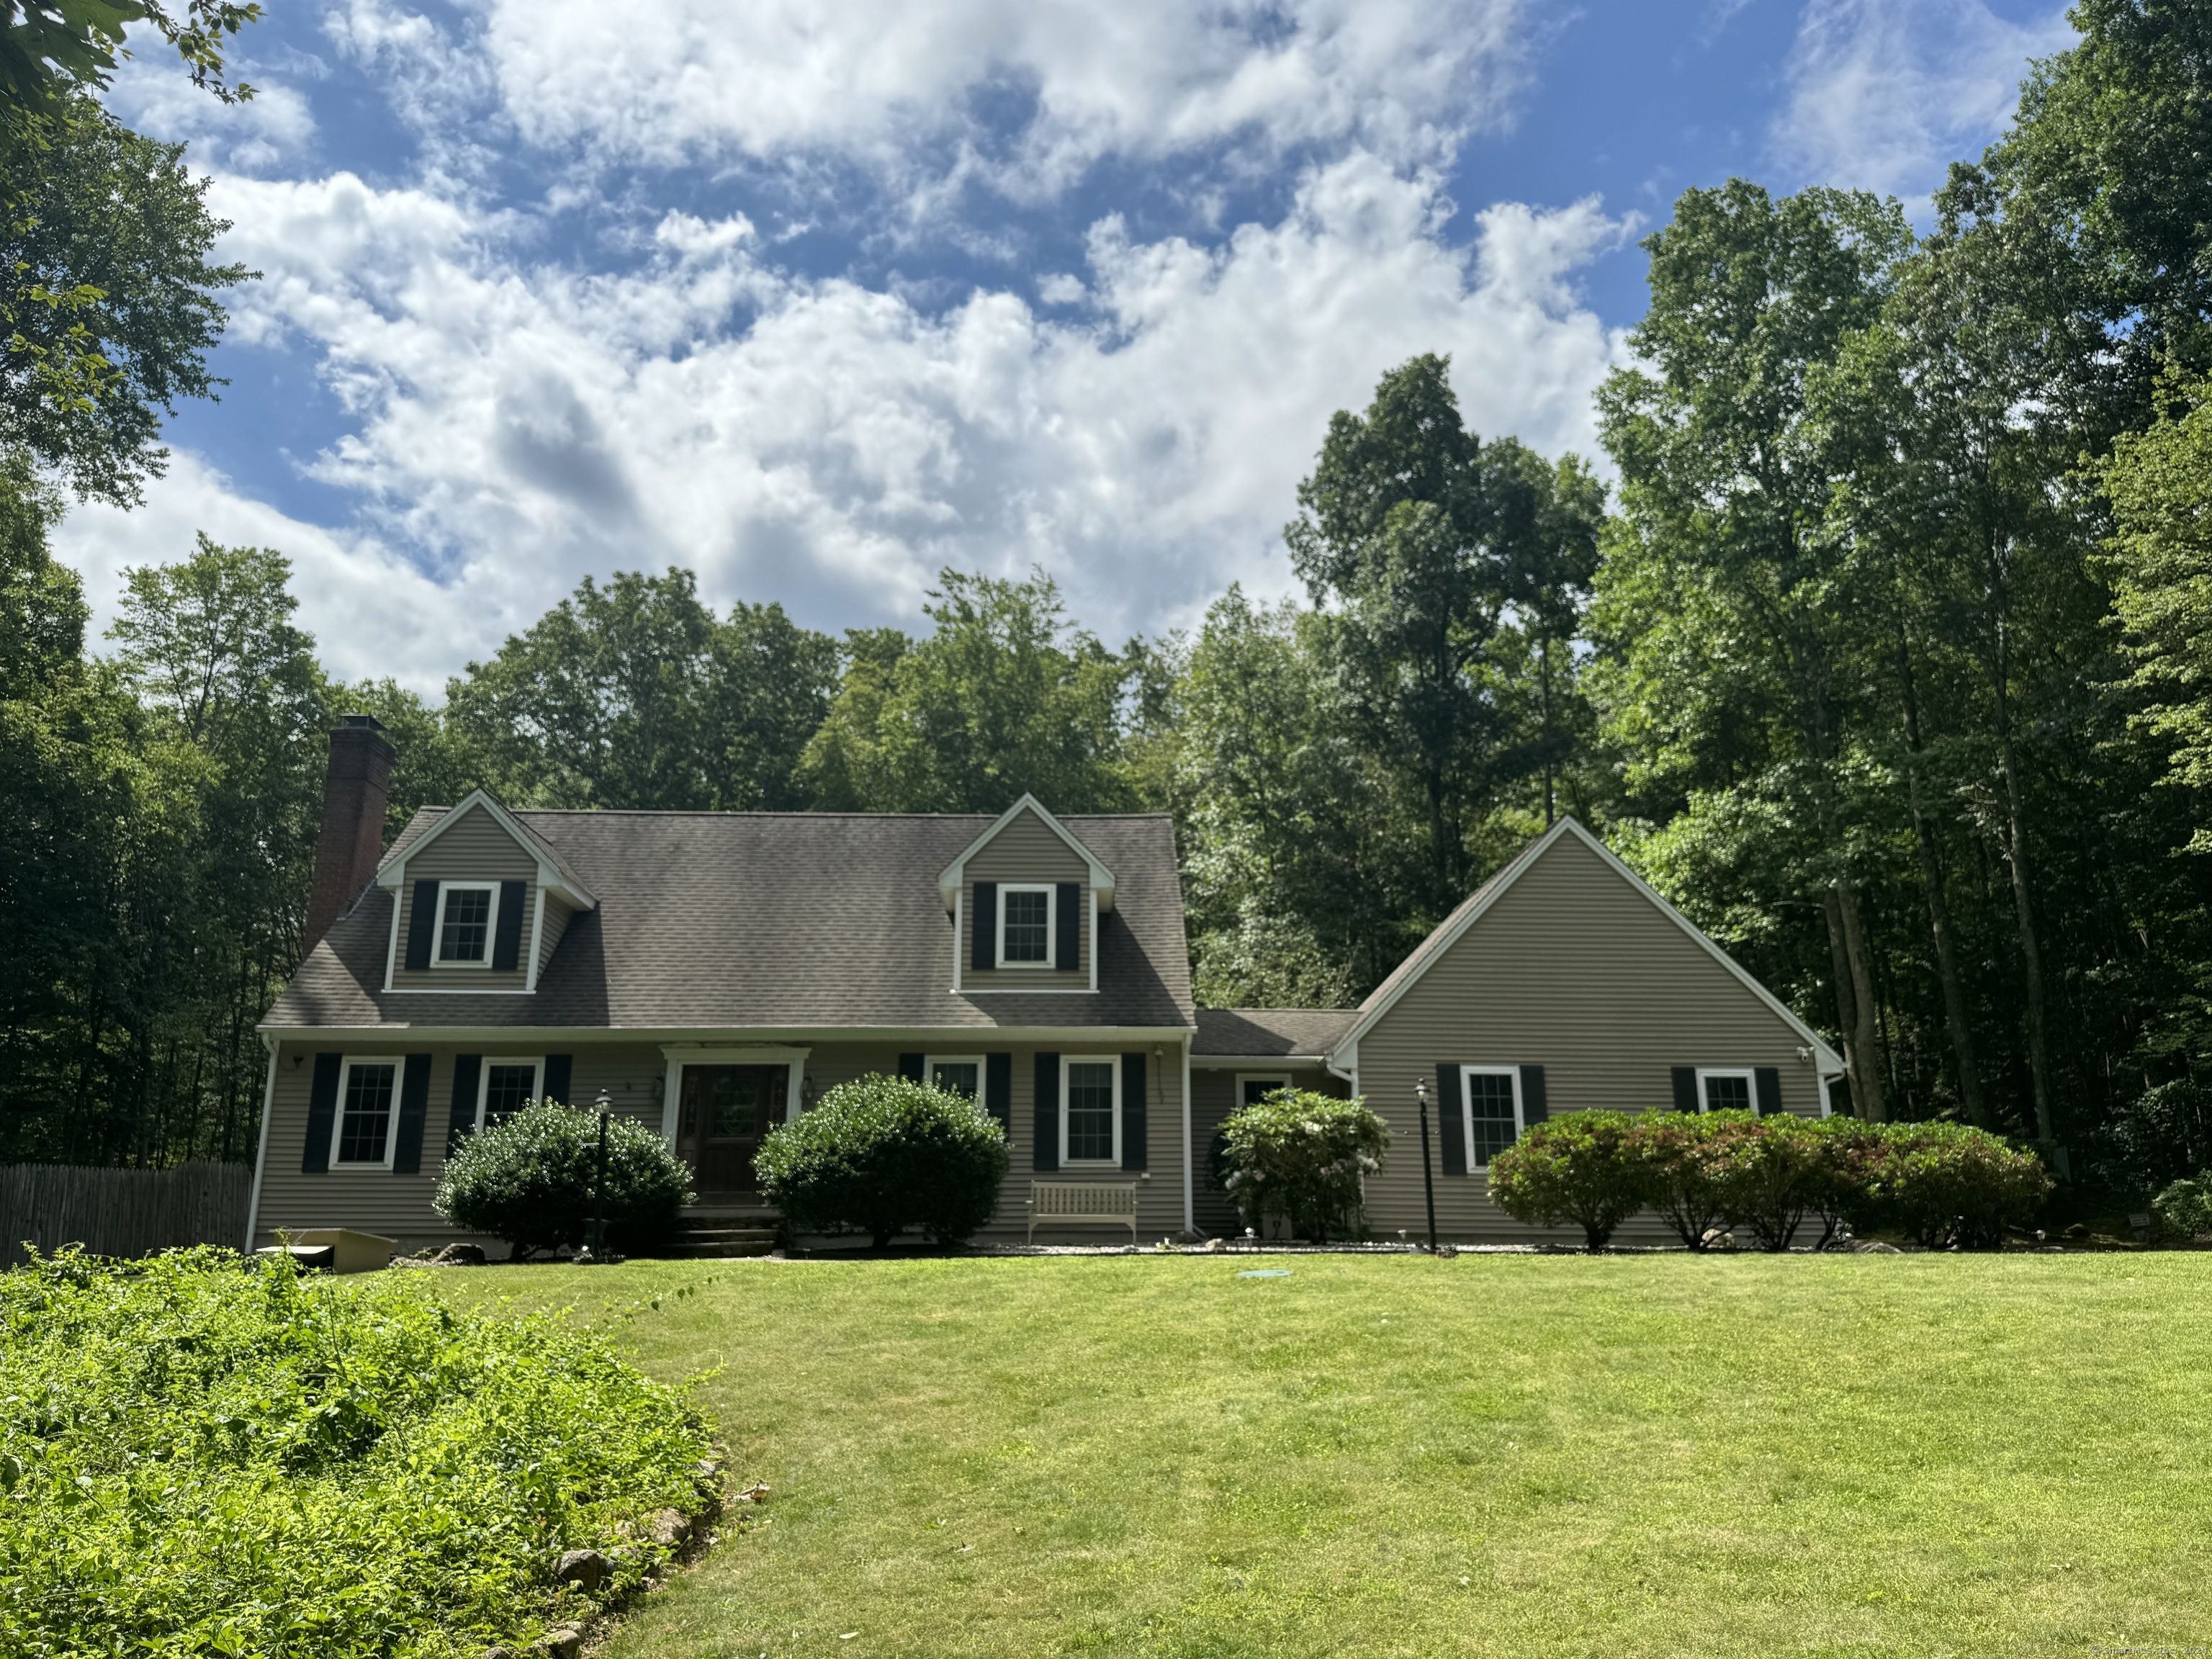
xmin=677 ymin=1064 xmax=788 ymax=1200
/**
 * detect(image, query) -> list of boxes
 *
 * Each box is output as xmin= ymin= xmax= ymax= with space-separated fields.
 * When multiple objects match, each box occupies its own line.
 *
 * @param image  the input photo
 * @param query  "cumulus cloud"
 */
xmin=1771 ymin=0 xmax=2073 ymax=200
xmin=64 ymin=156 xmax=1629 ymax=685
xmin=478 ymin=0 xmax=1530 ymax=192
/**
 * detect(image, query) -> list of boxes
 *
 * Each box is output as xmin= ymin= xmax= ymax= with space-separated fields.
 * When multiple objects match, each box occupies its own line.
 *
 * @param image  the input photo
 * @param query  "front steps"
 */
xmin=673 ymin=1207 xmax=781 ymax=1258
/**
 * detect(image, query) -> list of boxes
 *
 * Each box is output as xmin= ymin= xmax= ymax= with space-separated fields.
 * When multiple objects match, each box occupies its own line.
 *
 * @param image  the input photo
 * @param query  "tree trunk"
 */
xmin=1823 ymin=888 xmax=1885 ymax=1121
xmin=1539 ymin=637 xmax=1557 ymax=829
xmin=1894 ymin=633 xmax=1988 ymax=1126
xmin=1833 ymin=881 xmax=1888 ymax=1123
xmin=1990 ymin=612 xmax=2056 ymax=1143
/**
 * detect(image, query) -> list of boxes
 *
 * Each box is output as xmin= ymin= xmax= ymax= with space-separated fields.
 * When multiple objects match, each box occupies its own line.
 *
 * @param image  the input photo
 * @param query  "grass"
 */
xmin=436 ymin=1252 xmax=2212 ymax=1658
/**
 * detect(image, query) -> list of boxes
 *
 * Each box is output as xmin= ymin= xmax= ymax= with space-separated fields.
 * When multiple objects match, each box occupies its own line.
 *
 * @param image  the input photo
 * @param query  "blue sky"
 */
xmin=58 ymin=0 xmax=2074 ymax=690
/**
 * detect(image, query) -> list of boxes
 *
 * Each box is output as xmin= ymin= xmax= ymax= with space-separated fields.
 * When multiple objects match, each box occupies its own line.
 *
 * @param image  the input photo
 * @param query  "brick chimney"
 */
xmin=305 ymin=714 xmax=396 ymax=954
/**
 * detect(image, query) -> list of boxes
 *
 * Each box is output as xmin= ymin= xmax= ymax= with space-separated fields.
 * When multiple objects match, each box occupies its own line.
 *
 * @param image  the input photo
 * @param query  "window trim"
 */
xmin=430 ymin=880 xmax=500 ymax=969
xmin=1059 ymin=1053 xmax=1123 ymax=1166
xmin=1459 ymin=1064 xmax=1524 ymax=1172
xmin=475 ymin=1054 xmax=545 ymax=1133
xmin=1696 ymin=1067 xmax=1756 ymax=1114
xmin=924 ymin=1054 xmax=986 ymax=1102
xmin=330 ymin=1054 xmax=403 ymax=1170
xmin=994 ymin=882 xmax=1057 ymax=969
xmin=1233 ymin=1072 xmax=1292 ymax=1110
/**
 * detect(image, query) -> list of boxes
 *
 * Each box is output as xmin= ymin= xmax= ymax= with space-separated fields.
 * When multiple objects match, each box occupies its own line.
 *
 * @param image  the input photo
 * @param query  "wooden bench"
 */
xmin=1026 ymin=1180 xmax=1140 ymax=1244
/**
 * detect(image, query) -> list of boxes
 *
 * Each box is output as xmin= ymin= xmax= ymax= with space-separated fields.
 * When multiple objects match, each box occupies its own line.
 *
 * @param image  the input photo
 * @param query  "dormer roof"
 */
xmin=936 ymin=793 xmax=1116 ymax=912
xmin=374 ymin=788 xmax=598 ymax=909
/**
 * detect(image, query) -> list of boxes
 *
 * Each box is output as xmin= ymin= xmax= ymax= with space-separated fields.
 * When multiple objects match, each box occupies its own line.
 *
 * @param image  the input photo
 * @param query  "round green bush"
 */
xmin=752 ymin=1074 xmax=1010 ymax=1246
xmin=1707 ymin=1112 xmax=1830 ymax=1251
xmin=1855 ymin=1121 xmax=2052 ymax=1249
xmin=1218 ymin=1090 xmax=1390 ymax=1242
xmin=1486 ymin=1112 xmax=1656 ymax=1250
xmin=1640 ymin=1110 xmax=1742 ymax=1249
xmin=434 ymin=1100 xmax=693 ymax=1258
xmin=2154 ymin=1173 xmax=2212 ymax=1237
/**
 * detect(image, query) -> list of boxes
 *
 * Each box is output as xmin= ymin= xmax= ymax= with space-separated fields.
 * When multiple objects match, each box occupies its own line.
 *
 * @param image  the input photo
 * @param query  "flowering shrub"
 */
xmin=0 ymin=1248 xmax=716 ymax=1658
xmin=753 ymin=1073 xmax=1010 ymax=1246
xmin=1486 ymin=1112 xmax=1656 ymax=1249
xmin=1855 ymin=1121 xmax=2054 ymax=1249
xmin=1218 ymin=1090 xmax=1390 ymax=1242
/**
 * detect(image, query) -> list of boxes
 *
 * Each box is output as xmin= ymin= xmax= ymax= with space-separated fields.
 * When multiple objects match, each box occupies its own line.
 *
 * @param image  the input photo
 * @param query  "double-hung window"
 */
xmin=477 ymin=1056 xmax=543 ymax=1130
xmin=332 ymin=1057 xmax=400 ymax=1168
xmin=433 ymin=882 xmax=498 ymax=966
xmin=1697 ymin=1069 xmax=1755 ymax=1113
xmin=1236 ymin=1073 xmax=1292 ymax=1109
xmin=997 ymin=884 xmax=1053 ymax=967
xmin=927 ymin=1055 xmax=983 ymax=1100
xmin=1461 ymin=1066 xmax=1523 ymax=1169
xmin=1061 ymin=1056 xmax=1120 ymax=1164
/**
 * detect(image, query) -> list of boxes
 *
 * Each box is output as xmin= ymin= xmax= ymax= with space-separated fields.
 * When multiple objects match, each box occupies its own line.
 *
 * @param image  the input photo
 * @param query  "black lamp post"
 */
xmin=1413 ymin=1078 xmax=1438 ymax=1255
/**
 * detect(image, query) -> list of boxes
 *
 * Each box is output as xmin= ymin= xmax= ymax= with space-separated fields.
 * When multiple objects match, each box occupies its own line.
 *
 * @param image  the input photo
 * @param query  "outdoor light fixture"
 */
xmin=1413 ymin=1078 xmax=1439 ymax=1255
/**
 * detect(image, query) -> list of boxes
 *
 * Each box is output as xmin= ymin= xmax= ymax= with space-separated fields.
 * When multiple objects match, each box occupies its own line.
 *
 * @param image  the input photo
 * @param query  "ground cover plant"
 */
xmin=0 ymin=1248 xmax=716 ymax=1658
xmin=440 ymin=1253 xmax=2212 ymax=1659
xmin=753 ymin=1074 xmax=1010 ymax=1246
xmin=436 ymin=1099 xmax=695 ymax=1257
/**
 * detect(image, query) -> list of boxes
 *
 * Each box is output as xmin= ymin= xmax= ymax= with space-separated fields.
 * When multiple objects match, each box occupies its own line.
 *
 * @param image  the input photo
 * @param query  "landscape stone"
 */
xmin=541 ymin=1627 xmax=583 ymax=1659
xmin=648 ymin=1509 xmax=691 ymax=1547
xmin=553 ymin=1549 xmax=609 ymax=1590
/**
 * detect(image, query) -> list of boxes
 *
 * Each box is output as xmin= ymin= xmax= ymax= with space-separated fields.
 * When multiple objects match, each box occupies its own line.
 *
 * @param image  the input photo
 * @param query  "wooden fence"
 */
xmin=0 ymin=1161 xmax=252 ymax=1269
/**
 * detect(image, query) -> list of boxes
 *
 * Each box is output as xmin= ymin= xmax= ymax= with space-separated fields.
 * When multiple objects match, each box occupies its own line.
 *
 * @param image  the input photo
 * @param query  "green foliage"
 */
xmin=797 ymin=567 xmax=1137 ymax=814
xmin=1855 ymin=1122 xmax=2054 ymax=1250
xmin=443 ymin=567 xmax=838 ymax=812
xmin=1639 ymin=1110 xmax=1743 ymax=1250
xmin=1 ymin=1 xmax=258 ymax=120
xmin=0 ymin=1247 xmax=714 ymax=1657
xmin=752 ymin=1074 xmax=1011 ymax=1247
xmin=2153 ymin=1174 xmax=2212 ymax=1238
xmin=436 ymin=1102 xmax=695 ymax=1259
xmin=1217 ymin=1089 xmax=1390 ymax=1244
xmin=1485 ymin=1111 xmax=1656 ymax=1250
xmin=1705 ymin=1112 xmax=1831 ymax=1252
xmin=0 ymin=96 xmax=248 ymax=503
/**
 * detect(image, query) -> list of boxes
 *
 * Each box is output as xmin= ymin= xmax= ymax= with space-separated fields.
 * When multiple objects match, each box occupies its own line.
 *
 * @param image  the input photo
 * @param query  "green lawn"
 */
xmin=439 ymin=1253 xmax=2212 ymax=1658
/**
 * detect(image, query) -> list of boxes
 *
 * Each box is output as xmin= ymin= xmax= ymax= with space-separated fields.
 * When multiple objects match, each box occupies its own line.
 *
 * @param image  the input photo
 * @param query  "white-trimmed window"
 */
xmin=332 ymin=1056 xmax=400 ymax=1168
xmin=927 ymin=1055 xmax=984 ymax=1100
xmin=1461 ymin=1066 xmax=1523 ymax=1169
xmin=477 ymin=1056 xmax=544 ymax=1131
xmin=997 ymin=884 xmax=1054 ymax=967
xmin=1696 ymin=1069 xmax=1755 ymax=1113
xmin=433 ymin=881 xmax=498 ymax=966
xmin=1061 ymin=1055 xmax=1121 ymax=1165
xmin=1235 ymin=1072 xmax=1292 ymax=1109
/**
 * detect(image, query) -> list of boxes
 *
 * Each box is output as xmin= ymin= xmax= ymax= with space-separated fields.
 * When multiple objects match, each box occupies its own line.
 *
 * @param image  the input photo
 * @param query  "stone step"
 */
xmin=680 ymin=1228 xmax=780 ymax=1244
xmin=670 ymin=1238 xmax=778 ymax=1259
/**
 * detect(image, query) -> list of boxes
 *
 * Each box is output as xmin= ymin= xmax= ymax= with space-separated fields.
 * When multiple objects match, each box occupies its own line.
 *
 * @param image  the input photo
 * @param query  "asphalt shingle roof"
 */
xmin=1192 ymin=1008 xmax=1358 ymax=1057
xmin=266 ymin=809 xmax=1195 ymax=1033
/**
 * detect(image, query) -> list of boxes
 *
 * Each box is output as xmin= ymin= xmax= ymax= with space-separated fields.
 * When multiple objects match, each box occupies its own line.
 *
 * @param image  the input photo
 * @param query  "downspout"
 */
xmin=1180 ymin=1037 xmax=1194 ymax=1236
xmin=243 ymin=1034 xmax=278 ymax=1252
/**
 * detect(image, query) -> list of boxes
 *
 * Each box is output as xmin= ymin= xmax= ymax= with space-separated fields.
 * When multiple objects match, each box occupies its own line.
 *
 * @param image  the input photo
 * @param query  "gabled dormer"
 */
xmin=938 ymin=795 xmax=1115 ymax=994
xmin=374 ymin=790 xmax=598 ymax=995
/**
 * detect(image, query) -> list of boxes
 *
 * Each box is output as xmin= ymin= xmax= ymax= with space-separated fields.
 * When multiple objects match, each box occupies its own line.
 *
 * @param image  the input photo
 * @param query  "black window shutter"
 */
xmin=985 ymin=1051 xmax=1012 ymax=1136
xmin=1437 ymin=1064 xmax=1467 ymax=1177
xmin=1033 ymin=1051 xmax=1060 ymax=1170
xmin=1120 ymin=1051 xmax=1147 ymax=1171
xmin=897 ymin=1053 xmax=925 ymax=1082
xmin=405 ymin=879 xmax=439 ymax=970
xmin=302 ymin=1053 xmax=341 ymax=1174
xmin=1056 ymin=883 xmax=1081 ymax=971
xmin=543 ymin=1053 xmax=572 ymax=1106
xmin=392 ymin=1053 xmax=433 ymax=1174
xmin=491 ymin=879 xmax=527 ymax=971
xmin=971 ymin=881 xmax=997 ymax=972
xmin=1519 ymin=1064 xmax=1549 ymax=1127
xmin=1671 ymin=1066 xmax=1699 ymax=1113
xmin=447 ymin=1053 xmax=482 ymax=1160
xmin=1754 ymin=1066 xmax=1782 ymax=1118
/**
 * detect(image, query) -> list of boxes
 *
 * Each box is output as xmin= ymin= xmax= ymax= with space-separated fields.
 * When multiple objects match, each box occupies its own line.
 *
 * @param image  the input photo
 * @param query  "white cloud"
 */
xmin=94 ymin=153 xmax=1627 ymax=685
xmin=478 ymin=0 xmax=1531 ymax=191
xmin=1772 ymin=0 xmax=2074 ymax=200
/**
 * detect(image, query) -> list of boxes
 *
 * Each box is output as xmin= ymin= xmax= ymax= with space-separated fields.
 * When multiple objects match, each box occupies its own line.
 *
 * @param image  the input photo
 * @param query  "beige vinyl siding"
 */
xmin=536 ymin=893 xmax=574 ymax=981
xmin=388 ymin=804 xmax=538 ymax=992
xmin=1189 ymin=1064 xmax=1346 ymax=1238
xmin=255 ymin=1040 xmax=669 ymax=1254
xmin=1353 ymin=828 xmax=1827 ymax=1246
xmin=963 ymin=807 xmax=1092 ymax=991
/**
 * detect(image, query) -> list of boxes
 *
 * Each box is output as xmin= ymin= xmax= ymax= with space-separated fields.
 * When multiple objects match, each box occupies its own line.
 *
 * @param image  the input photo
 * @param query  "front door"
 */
xmin=676 ymin=1064 xmax=788 ymax=1201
